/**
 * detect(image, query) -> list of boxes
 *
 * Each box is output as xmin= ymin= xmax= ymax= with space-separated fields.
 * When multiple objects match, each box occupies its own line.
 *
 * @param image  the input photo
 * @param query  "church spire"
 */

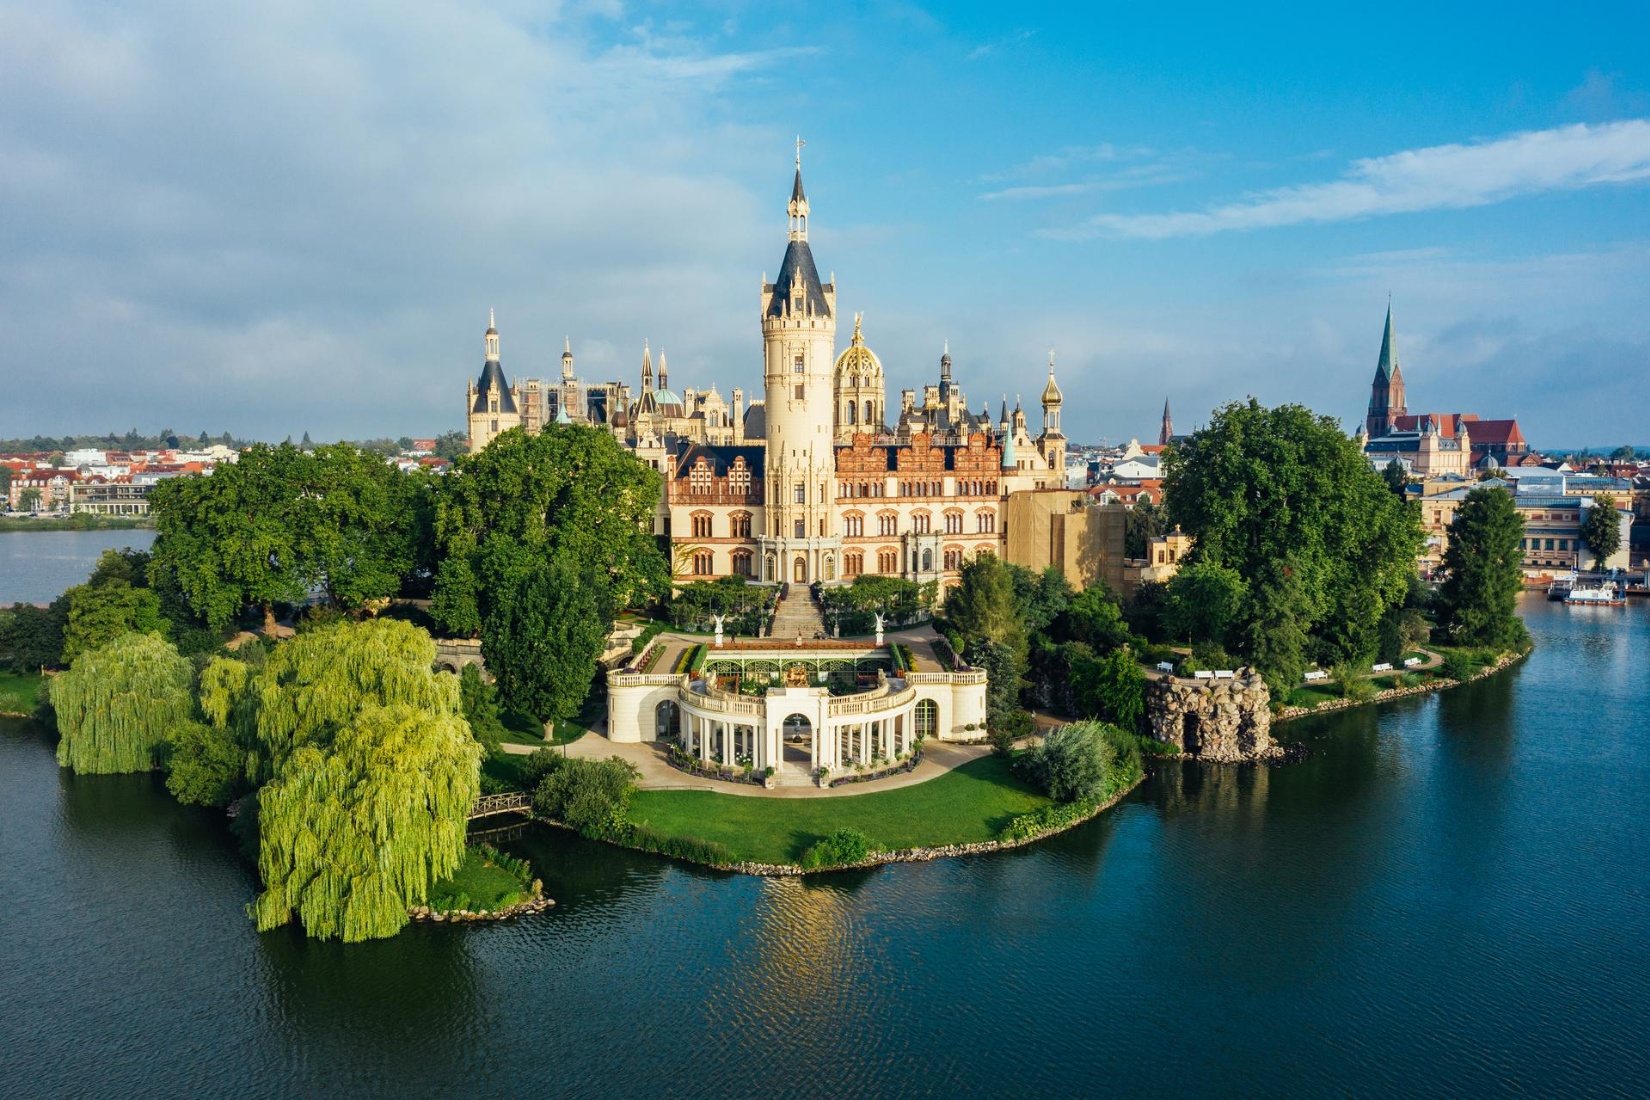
xmin=1366 ymin=301 xmax=1407 ymax=438
xmin=1160 ymin=398 xmax=1173 ymax=446
xmin=641 ymin=340 xmax=653 ymax=392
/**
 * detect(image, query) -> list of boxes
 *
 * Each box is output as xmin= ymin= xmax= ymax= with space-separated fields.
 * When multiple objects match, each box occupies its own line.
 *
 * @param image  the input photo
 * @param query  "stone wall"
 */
xmin=1146 ymin=669 xmax=1281 ymax=763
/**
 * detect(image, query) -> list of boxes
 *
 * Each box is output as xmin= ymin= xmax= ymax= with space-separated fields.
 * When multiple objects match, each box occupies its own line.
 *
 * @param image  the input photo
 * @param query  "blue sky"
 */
xmin=2 ymin=0 xmax=1647 ymax=445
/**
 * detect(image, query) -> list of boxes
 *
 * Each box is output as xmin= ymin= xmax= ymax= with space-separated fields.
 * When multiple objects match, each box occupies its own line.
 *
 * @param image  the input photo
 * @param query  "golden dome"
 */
xmin=834 ymin=313 xmax=882 ymax=382
xmin=1041 ymin=364 xmax=1063 ymax=406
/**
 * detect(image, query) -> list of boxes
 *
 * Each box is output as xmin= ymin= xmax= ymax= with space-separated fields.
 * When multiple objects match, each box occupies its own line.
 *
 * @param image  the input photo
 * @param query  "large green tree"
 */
xmin=943 ymin=554 xmax=1026 ymax=661
xmin=1164 ymin=399 xmax=1422 ymax=666
xmin=1581 ymin=496 xmax=1622 ymax=565
xmin=60 ymin=580 xmax=169 ymax=665
xmin=478 ymin=548 xmax=609 ymax=723
xmin=1435 ymin=487 xmax=1529 ymax=649
xmin=430 ymin=425 xmax=668 ymax=636
xmin=53 ymin=633 xmax=194 ymax=774
xmin=148 ymin=443 xmax=426 ymax=631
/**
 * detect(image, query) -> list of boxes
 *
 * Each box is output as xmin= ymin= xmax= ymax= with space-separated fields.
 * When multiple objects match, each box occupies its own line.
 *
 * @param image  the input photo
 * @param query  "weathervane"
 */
xmin=796 ymin=134 xmax=805 ymax=168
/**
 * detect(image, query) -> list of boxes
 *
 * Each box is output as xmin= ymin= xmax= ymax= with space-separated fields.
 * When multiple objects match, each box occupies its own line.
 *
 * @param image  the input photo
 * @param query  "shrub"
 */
xmin=801 ymin=827 xmax=874 ymax=869
xmin=1018 ymin=720 xmax=1142 ymax=804
xmin=1336 ymin=664 xmax=1375 ymax=702
xmin=998 ymin=799 xmax=1097 ymax=842
xmin=1442 ymin=651 xmax=1477 ymax=682
xmin=164 ymin=719 xmax=247 ymax=807
xmin=532 ymin=755 xmax=638 ymax=837
xmin=1188 ymin=641 xmax=1236 ymax=673
xmin=630 ymin=620 xmax=667 ymax=653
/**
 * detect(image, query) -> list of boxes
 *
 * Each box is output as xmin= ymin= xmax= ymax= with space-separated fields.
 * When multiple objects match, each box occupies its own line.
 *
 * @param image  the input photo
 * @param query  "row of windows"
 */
xmin=1522 ymin=537 xmax=1573 ymax=551
xmin=689 ymin=512 xmax=753 ymax=539
xmin=686 ymin=459 xmax=753 ymax=493
xmin=838 ymin=480 xmax=999 ymax=499
xmin=691 ymin=546 xmax=981 ymax=579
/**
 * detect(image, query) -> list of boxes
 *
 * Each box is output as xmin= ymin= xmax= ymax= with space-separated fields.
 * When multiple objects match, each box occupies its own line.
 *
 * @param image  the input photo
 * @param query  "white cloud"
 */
xmin=1055 ymin=120 xmax=1650 ymax=239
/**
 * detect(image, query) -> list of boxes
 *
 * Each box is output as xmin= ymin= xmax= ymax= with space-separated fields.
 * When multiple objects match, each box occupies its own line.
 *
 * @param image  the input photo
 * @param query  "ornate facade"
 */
xmin=467 ymin=154 xmax=1071 ymax=588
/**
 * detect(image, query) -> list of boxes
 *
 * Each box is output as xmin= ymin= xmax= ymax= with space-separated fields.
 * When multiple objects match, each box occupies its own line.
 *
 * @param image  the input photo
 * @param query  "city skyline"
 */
xmin=3 ymin=1 xmax=1647 ymax=445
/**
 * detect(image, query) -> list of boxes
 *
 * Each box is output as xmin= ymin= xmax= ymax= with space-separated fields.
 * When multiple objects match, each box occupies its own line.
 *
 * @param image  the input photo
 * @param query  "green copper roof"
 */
xmin=1375 ymin=303 xmax=1399 ymax=385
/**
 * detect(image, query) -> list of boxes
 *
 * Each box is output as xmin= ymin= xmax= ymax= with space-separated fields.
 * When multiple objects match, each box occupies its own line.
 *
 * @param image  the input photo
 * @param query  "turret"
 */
xmin=561 ymin=337 xmax=575 ymax=383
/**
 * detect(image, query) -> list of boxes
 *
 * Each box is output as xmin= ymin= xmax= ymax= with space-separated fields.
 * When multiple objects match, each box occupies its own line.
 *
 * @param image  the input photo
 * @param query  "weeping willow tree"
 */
xmin=237 ymin=618 xmax=481 ymax=941
xmin=253 ymin=702 xmax=480 ymax=942
xmin=53 ymin=632 xmax=193 ymax=774
xmin=243 ymin=618 xmax=459 ymax=779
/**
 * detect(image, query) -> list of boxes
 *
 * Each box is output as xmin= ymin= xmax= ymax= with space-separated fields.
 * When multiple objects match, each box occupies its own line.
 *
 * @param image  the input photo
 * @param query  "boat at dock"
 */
xmin=1565 ymin=581 xmax=1626 ymax=606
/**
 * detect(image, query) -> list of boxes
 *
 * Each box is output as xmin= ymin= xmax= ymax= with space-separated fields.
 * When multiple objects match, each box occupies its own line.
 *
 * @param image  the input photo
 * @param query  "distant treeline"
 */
xmin=0 ymin=428 xmax=466 ymax=460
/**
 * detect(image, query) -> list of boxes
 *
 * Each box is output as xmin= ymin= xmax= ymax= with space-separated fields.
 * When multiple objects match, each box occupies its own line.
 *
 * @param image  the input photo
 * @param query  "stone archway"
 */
xmin=781 ymin=712 xmax=814 ymax=770
xmin=656 ymin=699 xmax=681 ymax=742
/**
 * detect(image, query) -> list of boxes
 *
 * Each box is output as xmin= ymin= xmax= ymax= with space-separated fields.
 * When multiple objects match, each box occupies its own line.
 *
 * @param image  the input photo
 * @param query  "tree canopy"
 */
xmin=1163 ymin=399 xmax=1422 ymax=668
xmin=1581 ymin=496 xmax=1622 ymax=565
xmin=430 ymin=425 xmax=667 ymax=634
xmin=1435 ymin=487 xmax=1529 ymax=650
xmin=148 ymin=443 xmax=427 ymax=630
xmin=53 ymin=633 xmax=194 ymax=774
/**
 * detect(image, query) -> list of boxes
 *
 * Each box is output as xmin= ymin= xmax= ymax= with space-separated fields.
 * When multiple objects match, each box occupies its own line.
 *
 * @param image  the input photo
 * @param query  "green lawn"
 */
xmin=0 ymin=671 xmax=42 ymax=716
xmin=426 ymin=846 xmax=532 ymax=912
xmin=1285 ymin=684 xmax=1340 ymax=710
xmin=625 ymin=754 xmax=1053 ymax=865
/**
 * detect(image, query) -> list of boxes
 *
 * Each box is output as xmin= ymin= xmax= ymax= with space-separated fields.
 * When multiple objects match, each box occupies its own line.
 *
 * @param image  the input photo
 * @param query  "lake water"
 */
xmin=1 ymin=596 xmax=1646 ymax=1098
xmin=0 ymin=529 xmax=157 ymax=605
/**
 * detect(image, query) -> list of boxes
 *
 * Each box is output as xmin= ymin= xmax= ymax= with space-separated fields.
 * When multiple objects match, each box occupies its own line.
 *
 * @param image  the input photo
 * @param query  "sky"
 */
xmin=2 ymin=0 xmax=1647 ymax=447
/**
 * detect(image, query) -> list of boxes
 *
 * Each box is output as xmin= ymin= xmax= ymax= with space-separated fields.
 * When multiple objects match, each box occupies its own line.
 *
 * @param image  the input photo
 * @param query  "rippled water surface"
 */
xmin=0 ymin=528 xmax=156 ymax=604
xmin=1 ymin=597 xmax=1646 ymax=1098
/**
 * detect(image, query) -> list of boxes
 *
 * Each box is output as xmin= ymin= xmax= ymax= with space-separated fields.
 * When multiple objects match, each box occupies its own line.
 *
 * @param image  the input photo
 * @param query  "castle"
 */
xmin=466 ymin=150 xmax=1072 ymax=589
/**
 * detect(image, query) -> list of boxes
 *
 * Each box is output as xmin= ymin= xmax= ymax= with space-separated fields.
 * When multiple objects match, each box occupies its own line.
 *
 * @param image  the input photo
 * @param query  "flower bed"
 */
xmin=826 ymin=745 xmax=924 ymax=787
xmin=665 ymin=744 xmax=768 ymax=786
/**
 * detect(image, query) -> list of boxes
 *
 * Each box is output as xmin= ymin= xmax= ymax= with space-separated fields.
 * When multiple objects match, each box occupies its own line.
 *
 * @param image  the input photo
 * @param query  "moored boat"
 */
xmin=1565 ymin=581 xmax=1625 ymax=606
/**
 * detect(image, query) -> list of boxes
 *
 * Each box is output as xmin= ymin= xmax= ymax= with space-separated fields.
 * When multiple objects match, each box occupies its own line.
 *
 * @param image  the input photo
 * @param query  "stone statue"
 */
xmin=874 ymin=612 xmax=885 ymax=645
xmin=713 ymin=614 xmax=725 ymax=647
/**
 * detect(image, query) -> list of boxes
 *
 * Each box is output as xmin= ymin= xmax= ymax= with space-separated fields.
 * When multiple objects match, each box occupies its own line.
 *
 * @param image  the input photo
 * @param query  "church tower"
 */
xmin=1159 ymin=398 xmax=1173 ymax=446
xmin=1039 ymin=352 xmax=1066 ymax=475
xmin=1366 ymin=303 xmax=1407 ymax=438
xmin=761 ymin=140 xmax=839 ymax=584
xmin=466 ymin=309 xmax=520 ymax=452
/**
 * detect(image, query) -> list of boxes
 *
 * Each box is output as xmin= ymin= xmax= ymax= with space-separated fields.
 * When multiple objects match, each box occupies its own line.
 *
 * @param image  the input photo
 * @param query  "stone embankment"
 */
xmin=408 ymin=893 xmax=555 ymax=924
xmin=1273 ymin=649 xmax=1529 ymax=723
xmin=702 ymin=776 xmax=1144 ymax=877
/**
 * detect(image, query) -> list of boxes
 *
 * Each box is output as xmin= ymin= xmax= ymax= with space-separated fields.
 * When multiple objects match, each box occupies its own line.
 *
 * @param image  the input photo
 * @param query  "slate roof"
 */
xmin=471 ymin=360 xmax=517 ymax=414
xmin=766 ymin=239 xmax=831 ymax=319
xmin=742 ymin=403 xmax=766 ymax=440
xmin=674 ymin=444 xmax=766 ymax=480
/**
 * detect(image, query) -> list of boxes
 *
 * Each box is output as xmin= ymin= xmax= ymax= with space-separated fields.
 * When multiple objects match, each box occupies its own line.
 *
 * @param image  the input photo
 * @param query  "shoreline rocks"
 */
xmin=1146 ymin=668 xmax=1282 ymax=763
xmin=408 ymin=893 xmax=555 ymax=924
xmin=1273 ymin=649 xmax=1528 ymax=724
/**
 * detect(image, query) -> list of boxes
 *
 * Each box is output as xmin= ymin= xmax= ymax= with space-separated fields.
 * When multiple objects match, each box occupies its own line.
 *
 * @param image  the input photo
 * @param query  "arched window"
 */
xmin=691 ymin=512 xmax=713 ymax=538
xmin=921 ymin=548 xmax=933 ymax=572
xmin=823 ymin=554 xmax=835 ymax=581
xmin=730 ymin=511 xmax=752 ymax=539
xmin=944 ymin=510 xmax=963 ymax=534
xmin=864 ymin=400 xmax=873 ymax=423
xmin=913 ymin=512 xmax=932 ymax=534
xmin=943 ymin=547 xmax=963 ymax=570
xmin=877 ymin=548 xmax=899 ymax=574
xmin=844 ymin=551 xmax=863 ymax=577
xmin=793 ymin=556 xmax=808 ymax=583
xmin=692 ymin=550 xmax=714 ymax=575
xmin=844 ymin=513 xmax=864 ymax=538
xmin=878 ymin=513 xmax=898 ymax=536
xmin=732 ymin=549 xmax=754 ymax=576
xmin=976 ymin=510 xmax=996 ymax=533
xmin=846 ymin=402 xmax=857 ymax=424
xmin=914 ymin=699 xmax=938 ymax=738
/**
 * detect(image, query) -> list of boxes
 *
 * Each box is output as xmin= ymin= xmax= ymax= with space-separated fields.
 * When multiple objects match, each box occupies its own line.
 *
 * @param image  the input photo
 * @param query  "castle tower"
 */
xmin=1366 ymin=302 xmax=1407 ymax=438
xmin=1159 ymin=398 xmax=1173 ymax=446
xmin=761 ymin=140 xmax=839 ymax=584
xmin=833 ymin=313 xmax=885 ymax=443
xmin=466 ymin=309 xmax=521 ymax=452
xmin=1039 ymin=352 xmax=1066 ymax=474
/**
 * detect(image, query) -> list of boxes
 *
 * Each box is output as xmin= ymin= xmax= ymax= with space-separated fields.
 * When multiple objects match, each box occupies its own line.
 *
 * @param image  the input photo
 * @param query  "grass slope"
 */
xmin=0 ymin=672 xmax=42 ymax=716
xmin=426 ymin=847 xmax=532 ymax=911
xmin=625 ymin=754 xmax=1052 ymax=865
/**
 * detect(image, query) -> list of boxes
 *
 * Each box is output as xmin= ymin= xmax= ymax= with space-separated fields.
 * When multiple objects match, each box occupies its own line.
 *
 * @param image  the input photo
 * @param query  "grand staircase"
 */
xmin=768 ymin=586 xmax=826 ymax=640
